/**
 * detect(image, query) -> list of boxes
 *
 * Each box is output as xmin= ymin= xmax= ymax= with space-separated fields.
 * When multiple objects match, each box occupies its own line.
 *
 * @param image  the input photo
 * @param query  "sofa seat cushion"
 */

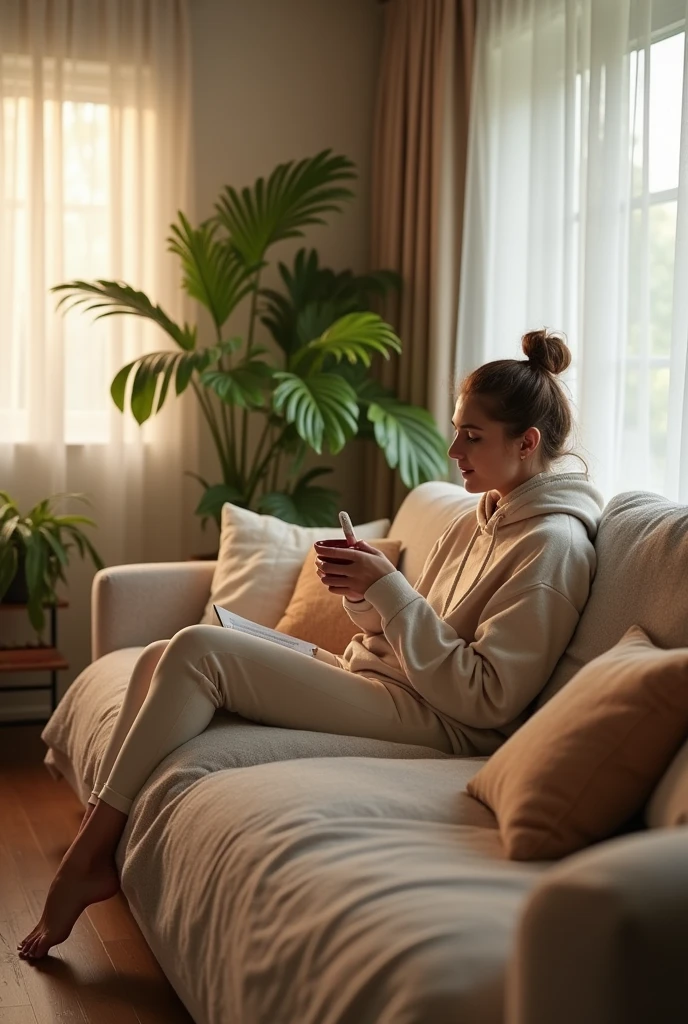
xmin=120 ymin=757 xmax=544 ymax=1024
xmin=43 ymin=648 xmax=546 ymax=1024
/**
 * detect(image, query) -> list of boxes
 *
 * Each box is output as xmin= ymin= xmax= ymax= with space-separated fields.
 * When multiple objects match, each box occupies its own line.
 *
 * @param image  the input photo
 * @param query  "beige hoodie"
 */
xmin=339 ymin=472 xmax=604 ymax=756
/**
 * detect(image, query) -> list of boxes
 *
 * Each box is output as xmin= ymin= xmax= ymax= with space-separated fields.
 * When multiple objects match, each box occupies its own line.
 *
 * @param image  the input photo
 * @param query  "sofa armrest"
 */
xmin=507 ymin=829 xmax=688 ymax=1024
xmin=92 ymin=562 xmax=217 ymax=660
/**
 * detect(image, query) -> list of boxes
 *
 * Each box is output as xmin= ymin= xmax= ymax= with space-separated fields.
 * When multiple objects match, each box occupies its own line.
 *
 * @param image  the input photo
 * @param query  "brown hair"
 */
xmin=458 ymin=328 xmax=585 ymax=470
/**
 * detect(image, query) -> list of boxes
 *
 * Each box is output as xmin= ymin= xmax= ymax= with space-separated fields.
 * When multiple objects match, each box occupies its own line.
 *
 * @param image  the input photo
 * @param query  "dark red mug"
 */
xmin=313 ymin=537 xmax=356 ymax=565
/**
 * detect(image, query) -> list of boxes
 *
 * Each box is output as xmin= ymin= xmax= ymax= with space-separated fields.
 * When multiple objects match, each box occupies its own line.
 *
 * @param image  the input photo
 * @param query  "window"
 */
xmin=623 ymin=24 xmax=685 ymax=493
xmin=564 ymin=5 xmax=686 ymax=495
xmin=1 ymin=55 xmax=154 ymax=445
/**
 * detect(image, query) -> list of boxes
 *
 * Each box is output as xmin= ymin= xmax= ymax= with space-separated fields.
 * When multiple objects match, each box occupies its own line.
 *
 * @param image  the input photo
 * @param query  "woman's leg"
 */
xmin=77 ymin=640 xmax=170 ymax=833
xmin=19 ymin=624 xmax=456 ymax=960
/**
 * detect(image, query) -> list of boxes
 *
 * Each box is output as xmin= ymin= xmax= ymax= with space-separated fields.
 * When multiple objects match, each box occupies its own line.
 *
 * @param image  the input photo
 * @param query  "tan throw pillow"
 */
xmin=275 ymin=539 xmax=403 ymax=655
xmin=466 ymin=626 xmax=688 ymax=861
xmin=200 ymin=504 xmax=390 ymax=628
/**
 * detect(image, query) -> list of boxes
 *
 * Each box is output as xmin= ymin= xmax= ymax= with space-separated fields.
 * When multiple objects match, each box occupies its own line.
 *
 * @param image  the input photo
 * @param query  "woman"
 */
xmin=18 ymin=328 xmax=603 ymax=960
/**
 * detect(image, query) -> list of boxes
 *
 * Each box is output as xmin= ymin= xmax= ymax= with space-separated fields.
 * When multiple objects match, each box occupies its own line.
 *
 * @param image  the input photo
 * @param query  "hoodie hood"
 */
xmin=477 ymin=471 xmax=604 ymax=541
xmin=439 ymin=472 xmax=604 ymax=615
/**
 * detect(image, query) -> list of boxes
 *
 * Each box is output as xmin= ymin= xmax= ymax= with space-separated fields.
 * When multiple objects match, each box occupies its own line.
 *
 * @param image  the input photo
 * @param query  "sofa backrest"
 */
xmin=388 ymin=481 xmax=476 ymax=585
xmin=537 ymin=490 xmax=688 ymax=708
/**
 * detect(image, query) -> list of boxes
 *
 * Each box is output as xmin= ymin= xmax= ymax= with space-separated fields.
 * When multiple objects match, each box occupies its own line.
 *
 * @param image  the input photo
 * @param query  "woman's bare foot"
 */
xmin=17 ymin=800 xmax=126 ymax=960
xmin=17 ymin=850 xmax=120 ymax=959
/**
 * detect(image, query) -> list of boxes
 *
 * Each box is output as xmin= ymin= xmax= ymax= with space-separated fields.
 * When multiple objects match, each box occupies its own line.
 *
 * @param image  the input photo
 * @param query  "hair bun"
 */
xmin=522 ymin=328 xmax=571 ymax=375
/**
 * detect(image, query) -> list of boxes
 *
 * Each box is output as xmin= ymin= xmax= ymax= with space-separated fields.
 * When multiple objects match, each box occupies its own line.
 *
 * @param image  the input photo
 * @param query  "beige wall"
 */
xmin=0 ymin=0 xmax=382 ymax=721
xmin=188 ymin=0 xmax=384 ymax=557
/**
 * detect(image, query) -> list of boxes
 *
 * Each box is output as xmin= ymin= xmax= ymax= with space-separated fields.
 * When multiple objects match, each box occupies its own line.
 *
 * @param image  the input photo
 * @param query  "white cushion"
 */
xmin=200 ymin=503 xmax=390 ymax=627
xmin=646 ymin=737 xmax=688 ymax=828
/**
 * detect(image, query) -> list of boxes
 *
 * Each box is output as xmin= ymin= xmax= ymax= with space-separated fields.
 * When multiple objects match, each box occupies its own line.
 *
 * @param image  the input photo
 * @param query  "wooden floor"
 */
xmin=0 ymin=725 xmax=194 ymax=1023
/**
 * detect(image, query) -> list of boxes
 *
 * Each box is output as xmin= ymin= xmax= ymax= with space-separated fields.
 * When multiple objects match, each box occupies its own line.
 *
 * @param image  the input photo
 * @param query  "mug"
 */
xmin=313 ymin=538 xmax=356 ymax=565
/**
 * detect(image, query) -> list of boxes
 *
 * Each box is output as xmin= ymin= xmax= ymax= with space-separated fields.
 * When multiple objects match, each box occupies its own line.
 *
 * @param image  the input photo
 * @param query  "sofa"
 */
xmin=41 ymin=480 xmax=688 ymax=1024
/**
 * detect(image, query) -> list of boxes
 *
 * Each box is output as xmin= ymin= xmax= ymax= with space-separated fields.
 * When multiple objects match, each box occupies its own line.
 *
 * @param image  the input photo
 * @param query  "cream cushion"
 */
xmin=468 ymin=626 xmax=688 ymax=861
xmin=538 ymin=491 xmax=688 ymax=708
xmin=646 ymin=736 xmax=688 ymax=827
xmin=200 ymin=504 xmax=390 ymax=627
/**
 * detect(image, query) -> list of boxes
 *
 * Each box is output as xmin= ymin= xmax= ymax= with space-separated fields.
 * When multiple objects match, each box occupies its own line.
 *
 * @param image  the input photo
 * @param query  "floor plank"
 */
xmin=0 ymin=1006 xmax=39 ymax=1023
xmin=0 ymin=911 xmax=86 ymax=1024
xmin=0 ymin=726 xmax=194 ymax=1024
xmin=103 ymin=940 xmax=194 ymax=1024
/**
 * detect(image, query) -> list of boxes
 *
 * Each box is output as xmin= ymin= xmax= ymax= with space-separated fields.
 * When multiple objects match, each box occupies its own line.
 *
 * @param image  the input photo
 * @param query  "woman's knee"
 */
xmin=144 ymin=638 xmax=170 ymax=658
xmin=166 ymin=624 xmax=219 ymax=658
xmin=156 ymin=625 xmax=225 ymax=705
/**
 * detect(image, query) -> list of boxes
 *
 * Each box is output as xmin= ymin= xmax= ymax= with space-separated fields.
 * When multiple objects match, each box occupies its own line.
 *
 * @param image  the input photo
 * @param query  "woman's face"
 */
xmin=448 ymin=393 xmax=542 ymax=497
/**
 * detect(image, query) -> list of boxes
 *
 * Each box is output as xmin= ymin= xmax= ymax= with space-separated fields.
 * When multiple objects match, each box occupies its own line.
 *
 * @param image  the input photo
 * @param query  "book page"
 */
xmin=213 ymin=605 xmax=317 ymax=657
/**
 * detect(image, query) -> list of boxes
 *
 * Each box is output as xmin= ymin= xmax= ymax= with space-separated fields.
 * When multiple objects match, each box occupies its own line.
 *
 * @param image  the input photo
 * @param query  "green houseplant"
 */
xmin=0 ymin=492 xmax=104 ymax=637
xmin=52 ymin=151 xmax=449 ymax=528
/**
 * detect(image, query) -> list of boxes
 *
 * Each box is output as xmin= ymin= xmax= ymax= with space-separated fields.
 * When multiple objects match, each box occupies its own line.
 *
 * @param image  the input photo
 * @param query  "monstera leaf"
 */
xmin=257 ymin=468 xmax=339 ymax=527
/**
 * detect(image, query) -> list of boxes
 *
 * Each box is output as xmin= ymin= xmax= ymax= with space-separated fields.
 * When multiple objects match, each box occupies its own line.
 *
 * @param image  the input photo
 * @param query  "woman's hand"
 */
xmin=313 ymin=540 xmax=397 ymax=602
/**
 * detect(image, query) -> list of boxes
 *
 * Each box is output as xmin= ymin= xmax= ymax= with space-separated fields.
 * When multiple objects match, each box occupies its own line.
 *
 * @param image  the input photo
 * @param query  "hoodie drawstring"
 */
xmin=441 ymin=512 xmax=506 ymax=617
xmin=440 ymin=524 xmax=480 ymax=617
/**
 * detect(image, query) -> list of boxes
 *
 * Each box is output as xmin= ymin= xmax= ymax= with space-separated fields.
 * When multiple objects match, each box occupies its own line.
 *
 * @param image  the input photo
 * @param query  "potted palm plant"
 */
xmin=0 ymin=492 xmax=104 ymax=637
xmin=52 ymin=150 xmax=448 ymax=528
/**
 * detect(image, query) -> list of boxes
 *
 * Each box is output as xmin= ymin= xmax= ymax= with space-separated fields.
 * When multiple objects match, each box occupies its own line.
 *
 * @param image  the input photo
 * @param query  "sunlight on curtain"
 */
xmin=0 ymin=0 xmax=194 ymax=697
xmin=458 ymin=0 xmax=688 ymax=503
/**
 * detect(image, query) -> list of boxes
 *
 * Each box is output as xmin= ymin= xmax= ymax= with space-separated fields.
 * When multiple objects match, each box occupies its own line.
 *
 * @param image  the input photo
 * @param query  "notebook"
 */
xmin=213 ymin=604 xmax=317 ymax=657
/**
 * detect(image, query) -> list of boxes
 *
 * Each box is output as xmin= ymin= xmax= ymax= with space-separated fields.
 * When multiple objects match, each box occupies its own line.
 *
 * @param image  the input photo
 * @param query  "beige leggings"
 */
xmin=89 ymin=624 xmax=457 ymax=815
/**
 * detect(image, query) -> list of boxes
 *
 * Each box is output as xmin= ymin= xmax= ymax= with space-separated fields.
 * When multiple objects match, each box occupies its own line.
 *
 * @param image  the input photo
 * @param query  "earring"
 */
xmin=520 ymin=454 xmax=526 ymax=460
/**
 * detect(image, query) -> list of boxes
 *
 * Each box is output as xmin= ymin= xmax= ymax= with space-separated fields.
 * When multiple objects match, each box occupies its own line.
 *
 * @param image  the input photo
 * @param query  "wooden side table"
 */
xmin=0 ymin=600 xmax=69 ymax=726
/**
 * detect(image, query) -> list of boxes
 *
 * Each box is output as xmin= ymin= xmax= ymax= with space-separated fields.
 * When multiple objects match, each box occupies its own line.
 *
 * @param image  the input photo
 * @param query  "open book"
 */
xmin=213 ymin=605 xmax=317 ymax=657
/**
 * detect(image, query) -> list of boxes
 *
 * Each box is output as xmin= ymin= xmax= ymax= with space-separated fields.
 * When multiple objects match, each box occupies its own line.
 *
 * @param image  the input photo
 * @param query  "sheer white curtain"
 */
xmin=0 ymin=0 xmax=194 ymax=698
xmin=458 ymin=0 xmax=688 ymax=502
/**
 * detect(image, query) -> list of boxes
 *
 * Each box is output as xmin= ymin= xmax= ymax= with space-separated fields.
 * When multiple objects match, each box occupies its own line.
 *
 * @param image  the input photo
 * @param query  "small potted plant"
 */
xmin=0 ymin=491 xmax=104 ymax=638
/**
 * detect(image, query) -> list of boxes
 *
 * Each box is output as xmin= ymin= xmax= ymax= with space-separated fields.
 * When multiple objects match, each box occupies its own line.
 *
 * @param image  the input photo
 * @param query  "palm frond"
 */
xmin=110 ymin=347 xmax=223 ymax=424
xmin=167 ymin=213 xmax=257 ymax=329
xmin=52 ymin=280 xmax=196 ymax=351
xmin=214 ymin=151 xmax=356 ymax=267
xmin=291 ymin=312 xmax=402 ymax=372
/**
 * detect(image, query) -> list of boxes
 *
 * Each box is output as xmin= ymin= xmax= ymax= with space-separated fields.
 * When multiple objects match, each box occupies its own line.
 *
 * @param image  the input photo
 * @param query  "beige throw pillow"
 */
xmin=200 ymin=504 xmax=390 ymax=627
xmin=275 ymin=539 xmax=403 ymax=655
xmin=467 ymin=626 xmax=688 ymax=861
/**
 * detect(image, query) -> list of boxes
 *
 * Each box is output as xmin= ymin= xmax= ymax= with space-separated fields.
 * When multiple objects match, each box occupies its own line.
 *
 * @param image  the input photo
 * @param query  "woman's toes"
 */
xmin=29 ymin=935 xmax=49 ymax=960
xmin=17 ymin=929 xmax=37 ymax=952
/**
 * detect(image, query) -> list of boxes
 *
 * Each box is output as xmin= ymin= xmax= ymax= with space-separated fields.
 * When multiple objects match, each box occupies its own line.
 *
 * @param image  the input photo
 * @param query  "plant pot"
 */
xmin=1 ymin=551 xmax=29 ymax=604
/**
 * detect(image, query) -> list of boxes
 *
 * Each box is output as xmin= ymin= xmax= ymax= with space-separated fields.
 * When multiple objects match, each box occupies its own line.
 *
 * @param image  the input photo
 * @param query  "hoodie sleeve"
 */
xmin=341 ymin=595 xmax=384 ymax=636
xmin=362 ymin=571 xmax=581 ymax=728
xmin=341 ymin=529 xmax=450 ymax=636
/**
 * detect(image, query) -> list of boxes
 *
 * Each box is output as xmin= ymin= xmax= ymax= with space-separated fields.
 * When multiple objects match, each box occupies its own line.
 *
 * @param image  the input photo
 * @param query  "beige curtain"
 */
xmin=0 ymin=0 xmax=195 ymax=718
xmin=367 ymin=0 xmax=476 ymax=519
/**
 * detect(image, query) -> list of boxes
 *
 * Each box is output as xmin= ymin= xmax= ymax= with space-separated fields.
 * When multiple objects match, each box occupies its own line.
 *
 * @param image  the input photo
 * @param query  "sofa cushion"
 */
xmin=199 ymin=504 xmax=390 ymax=628
xmin=468 ymin=625 xmax=688 ymax=861
xmin=42 ymin=647 xmax=547 ymax=1024
xmin=537 ymin=491 xmax=688 ymax=708
xmin=121 ymin=757 xmax=544 ymax=1024
xmin=646 ymin=736 xmax=688 ymax=828
xmin=275 ymin=538 xmax=403 ymax=654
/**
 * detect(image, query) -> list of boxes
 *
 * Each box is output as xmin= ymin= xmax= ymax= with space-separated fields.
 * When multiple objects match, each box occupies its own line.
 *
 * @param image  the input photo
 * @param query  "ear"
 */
xmin=519 ymin=426 xmax=541 ymax=458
